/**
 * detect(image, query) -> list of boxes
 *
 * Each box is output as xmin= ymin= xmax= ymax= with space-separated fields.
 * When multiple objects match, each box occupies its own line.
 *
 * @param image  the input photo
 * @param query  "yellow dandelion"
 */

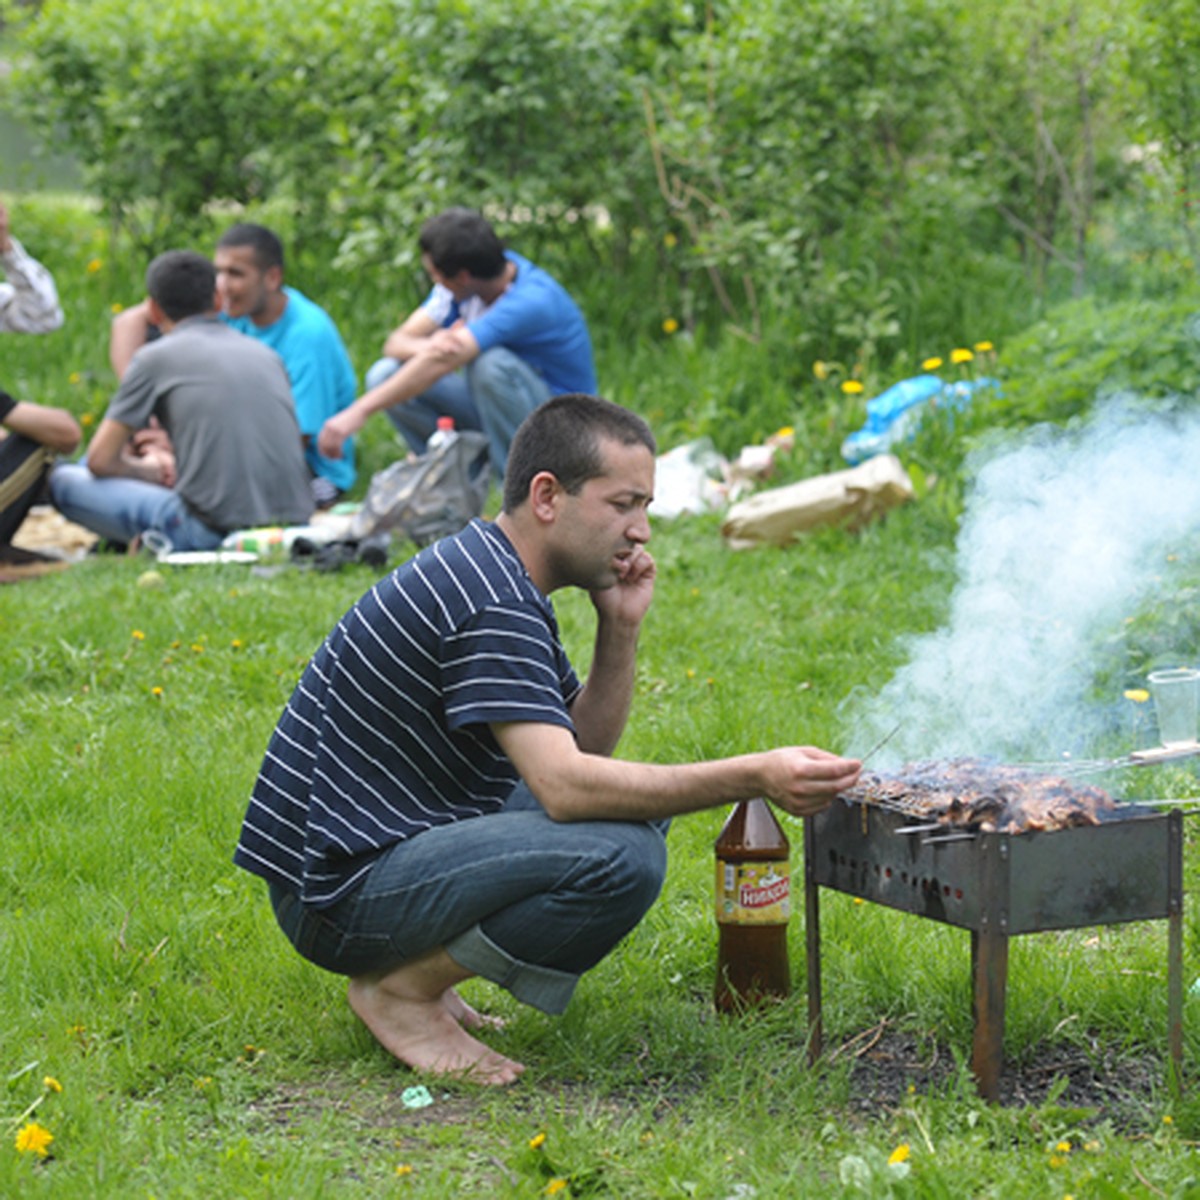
xmin=841 ymin=379 xmax=864 ymax=395
xmin=111 ymin=302 xmax=124 ymax=315
xmin=86 ymin=257 xmax=103 ymax=273
xmin=545 ymin=1181 xmax=569 ymax=1196
xmin=1163 ymin=1114 xmax=1174 ymax=1125
xmin=69 ymin=371 xmax=82 ymax=385
xmin=194 ymin=1076 xmax=213 ymax=1090
xmin=80 ymin=412 xmax=95 ymax=426
xmin=15 ymin=1122 xmax=54 ymax=1158
xmin=663 ymin=232 xmax=678 ymax=248
xmin=528 ymin=1132 xmax=547 ymax=1151
xmin=1049 ymin=1155 xmax=1067 ymax=1169
xmin=950 ymin=348 xmax=974 ymax=365
xmin=1124 ymin=688 xmax=1149 ymax=703
xmin=775 ymin=426 xmax=794 ymax=439
xmin=191 ymin=643 xmax=204 ymax=654
xmin=132 ymin=629 xmax=146 ymax=641
xmin=813 ymin=360 xmax=829 ymax=381
xmin=974 ymin=340 xmax=994 ymax=352
xmin=230 ymin=638 xmax=244 ymax=650
xmin=853 ymin=897 xmax=865 ymax=905
xmin=43 ymin=1075 xmax=63 ymax=1093
xmin=922 ymin=356 xmax=943 ymax=371
xmin=151 ymin=686 xmax=164 ymax=698
xmin=888 ymin=1143 xmax=911 ymax=1165
xmin=1055 ymin=1140 xmax=1072 ymax=1153
xmin=686 ymin=668 xmax=696 ymax=679
xmin=396 ymin=1164 xmax=413 ymax=1176
xmin=662 ymin=317 xmax=679 ymax=335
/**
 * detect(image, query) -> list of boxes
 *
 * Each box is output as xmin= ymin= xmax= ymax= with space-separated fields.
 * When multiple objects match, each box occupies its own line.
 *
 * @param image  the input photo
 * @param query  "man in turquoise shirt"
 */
xmin=215 ymin=224 xmax=357 ymax=507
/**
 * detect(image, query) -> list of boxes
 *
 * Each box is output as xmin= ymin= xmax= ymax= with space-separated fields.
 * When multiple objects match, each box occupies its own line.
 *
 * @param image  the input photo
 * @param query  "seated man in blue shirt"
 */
xmin=317 ymin=207 xmax=596 ymax=480
xmin=110 ymin=224 xmax=358 ymax=509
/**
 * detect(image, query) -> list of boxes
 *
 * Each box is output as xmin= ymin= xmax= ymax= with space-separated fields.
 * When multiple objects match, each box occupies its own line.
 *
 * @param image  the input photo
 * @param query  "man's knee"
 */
xmin=606 ymin=822 xmax=669 ymax=910
xmin=365 ymin=356 xmax=400 ymax=392
xmin=468 ymin=347 xmax=534 ymax=397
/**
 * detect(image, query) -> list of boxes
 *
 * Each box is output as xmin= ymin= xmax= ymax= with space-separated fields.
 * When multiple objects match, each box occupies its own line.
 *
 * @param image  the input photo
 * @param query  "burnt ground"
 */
xmin=247 ymin=1027 xmax=1168 ymax=1144
xmin=834 ymin=1021 xmax=1168 ymax=1126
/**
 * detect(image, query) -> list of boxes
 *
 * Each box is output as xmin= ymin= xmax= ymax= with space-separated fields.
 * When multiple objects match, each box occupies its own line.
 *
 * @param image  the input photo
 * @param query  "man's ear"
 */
xmin=528 ymin=471 xmax=562 ymax=524
xmin=265 ymin=264 xmax=284 ymax=292
xmin=146 ymin=296 xmax=168 ymax=329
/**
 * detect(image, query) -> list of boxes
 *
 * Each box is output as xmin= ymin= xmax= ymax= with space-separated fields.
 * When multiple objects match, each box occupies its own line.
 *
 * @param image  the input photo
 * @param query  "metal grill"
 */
xmin=802 ymin=800 xmax=1184 ymax=1100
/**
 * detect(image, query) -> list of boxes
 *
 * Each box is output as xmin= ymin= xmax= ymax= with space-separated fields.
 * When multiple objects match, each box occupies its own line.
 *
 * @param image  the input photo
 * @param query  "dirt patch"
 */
xmin=835 ymin=1022 xmax=1166 ymax=1126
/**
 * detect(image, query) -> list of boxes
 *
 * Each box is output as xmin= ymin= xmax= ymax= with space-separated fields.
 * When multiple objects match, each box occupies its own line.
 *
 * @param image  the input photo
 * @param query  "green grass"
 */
xmin=6 ymin=197 xmax=1200 ymax=1196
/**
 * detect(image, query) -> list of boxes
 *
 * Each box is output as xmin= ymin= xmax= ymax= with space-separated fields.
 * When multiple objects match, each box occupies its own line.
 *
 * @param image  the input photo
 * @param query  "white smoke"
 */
xmin=846 ymin=394 xmax=1200 ymax=765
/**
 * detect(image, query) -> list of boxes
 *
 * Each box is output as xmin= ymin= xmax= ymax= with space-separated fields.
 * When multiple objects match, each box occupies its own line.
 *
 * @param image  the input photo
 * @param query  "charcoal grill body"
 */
xmin=803 ymin=803 xmax=1183 ymax=1099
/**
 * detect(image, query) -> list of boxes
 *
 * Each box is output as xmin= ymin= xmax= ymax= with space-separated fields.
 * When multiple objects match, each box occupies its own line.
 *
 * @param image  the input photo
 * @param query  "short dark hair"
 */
xmin=502 ymin=394 xmax=657 ymax=513
xmin=145 ymin=250 xmax=216 ymax=322
xmin=418 ymin=207 xmax=507 ymax=279
xmin=217 ymin=222 xmax=284 ymax=272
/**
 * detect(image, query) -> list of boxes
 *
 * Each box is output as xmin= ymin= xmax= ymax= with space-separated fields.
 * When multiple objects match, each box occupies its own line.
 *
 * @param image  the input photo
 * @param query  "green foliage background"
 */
xmin=8 ymin=0 xmax=1200 ymax=385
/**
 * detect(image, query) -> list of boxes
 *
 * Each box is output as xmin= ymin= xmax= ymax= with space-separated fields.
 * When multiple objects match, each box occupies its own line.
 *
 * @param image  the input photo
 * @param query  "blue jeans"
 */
xmin=49 ymin=463 xmax=224 ymax=551
xmin=368 ymin=347 xmax=553 ymax=480
xmin=268 ymin=784 xmax=669 ymax=1015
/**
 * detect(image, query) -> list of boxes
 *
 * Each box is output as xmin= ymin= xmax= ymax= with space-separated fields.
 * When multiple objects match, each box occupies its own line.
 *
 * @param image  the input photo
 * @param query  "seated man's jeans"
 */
xmin=368 ymin=346 xmax=554 ymax=480
xmin=49 ymin=463 xmax=224 ymax=551
xmin=268 ymin=784 xmax=670 ymax=1016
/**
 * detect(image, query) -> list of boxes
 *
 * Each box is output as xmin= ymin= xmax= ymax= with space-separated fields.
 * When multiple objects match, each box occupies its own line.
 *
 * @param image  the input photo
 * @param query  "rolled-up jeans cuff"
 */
xmin=445 ymin=924 xmax=578 ymax=1015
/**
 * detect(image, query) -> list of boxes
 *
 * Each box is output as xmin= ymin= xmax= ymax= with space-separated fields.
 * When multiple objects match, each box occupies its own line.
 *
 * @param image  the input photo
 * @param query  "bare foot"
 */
xmin=442 ymin=987 xmax=506 ymax=1031
xmin=348 ymin=975 xmax=524 ymax=1086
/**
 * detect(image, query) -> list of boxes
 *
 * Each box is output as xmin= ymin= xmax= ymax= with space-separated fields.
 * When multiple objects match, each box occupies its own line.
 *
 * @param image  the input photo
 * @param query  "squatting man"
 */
xmin=236 ymin=394 xmax=861 ymax=1084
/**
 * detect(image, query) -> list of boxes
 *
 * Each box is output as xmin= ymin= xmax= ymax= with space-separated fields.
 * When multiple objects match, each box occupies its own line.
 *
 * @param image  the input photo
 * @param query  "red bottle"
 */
xmin=714 ymin=798 xmax=791 ymax=1012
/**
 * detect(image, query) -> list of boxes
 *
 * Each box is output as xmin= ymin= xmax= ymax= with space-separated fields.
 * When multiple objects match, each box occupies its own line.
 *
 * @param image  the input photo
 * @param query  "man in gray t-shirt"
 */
xmin=51 ymin=250 xmax=313 ymax=551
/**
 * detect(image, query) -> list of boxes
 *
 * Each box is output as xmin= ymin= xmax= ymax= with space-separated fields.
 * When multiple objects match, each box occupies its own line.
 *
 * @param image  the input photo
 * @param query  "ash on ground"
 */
xmin=839 ymin=1025 xmax=1166 ymax=1126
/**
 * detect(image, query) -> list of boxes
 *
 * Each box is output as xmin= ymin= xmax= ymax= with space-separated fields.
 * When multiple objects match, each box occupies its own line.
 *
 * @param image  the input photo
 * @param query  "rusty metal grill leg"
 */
xmin=971 ymin=927 xmax=1009 ymax=1102
xmin=804 ymin=815 xmax=823 ymax=1065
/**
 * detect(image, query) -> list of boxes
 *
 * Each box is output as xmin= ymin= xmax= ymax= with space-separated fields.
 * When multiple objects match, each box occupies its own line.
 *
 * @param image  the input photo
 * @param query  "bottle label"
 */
xmin=715 ymin=859 xmax=790 ymax=924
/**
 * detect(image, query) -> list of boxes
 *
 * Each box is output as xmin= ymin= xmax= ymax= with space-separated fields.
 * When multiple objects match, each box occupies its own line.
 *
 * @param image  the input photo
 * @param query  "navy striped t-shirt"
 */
xmin=234 ymin=519 xmax=582 ymax=906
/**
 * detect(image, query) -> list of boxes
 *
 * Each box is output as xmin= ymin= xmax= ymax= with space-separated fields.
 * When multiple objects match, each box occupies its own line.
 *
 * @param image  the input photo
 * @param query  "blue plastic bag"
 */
xmin=840 ymin=375 xmax=999 ymax=464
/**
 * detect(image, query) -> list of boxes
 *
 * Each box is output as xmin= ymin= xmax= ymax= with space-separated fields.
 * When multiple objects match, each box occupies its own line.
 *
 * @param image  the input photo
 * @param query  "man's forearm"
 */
xmin=569 ymin=618 xmax=641 ymax=755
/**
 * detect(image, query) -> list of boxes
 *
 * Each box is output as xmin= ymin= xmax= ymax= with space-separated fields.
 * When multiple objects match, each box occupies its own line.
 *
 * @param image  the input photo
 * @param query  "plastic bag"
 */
xmin=840 ymin=375 xmax=1000 ymax=464
xmin=348 ymin=430 xmax=490 ymax=547
xmin=648 ymin=438 xmax=729 ymax=519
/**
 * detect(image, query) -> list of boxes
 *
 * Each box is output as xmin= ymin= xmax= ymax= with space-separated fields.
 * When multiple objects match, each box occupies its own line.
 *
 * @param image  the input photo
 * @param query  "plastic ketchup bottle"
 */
xmin=714 ymin=798 xmax=792 ymax=1012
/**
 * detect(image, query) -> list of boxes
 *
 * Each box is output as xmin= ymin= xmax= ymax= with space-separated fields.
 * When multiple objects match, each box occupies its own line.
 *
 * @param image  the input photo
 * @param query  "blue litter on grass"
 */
xmin=841 ymin=374 xmax=1000 ymax=464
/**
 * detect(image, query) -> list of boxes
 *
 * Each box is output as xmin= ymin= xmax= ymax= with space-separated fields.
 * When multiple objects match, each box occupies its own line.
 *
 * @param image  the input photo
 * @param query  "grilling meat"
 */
xmin=838 ymin=758 xmax=1118 ymax=834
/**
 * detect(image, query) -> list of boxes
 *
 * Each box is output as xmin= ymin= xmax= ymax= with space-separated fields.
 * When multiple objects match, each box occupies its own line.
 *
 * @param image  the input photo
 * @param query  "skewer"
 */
xmin=894 ymin=823 xmax=945 ymax=835
xmin=921 ymin=832 xmax=977 ymax=844
xmin=856 ymin=722 xmax=902 ymax=768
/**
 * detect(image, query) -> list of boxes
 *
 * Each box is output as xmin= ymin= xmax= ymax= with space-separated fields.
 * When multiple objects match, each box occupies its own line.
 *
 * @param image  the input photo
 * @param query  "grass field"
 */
xmin=5 ymin=198 xmax=1200 ymax=1196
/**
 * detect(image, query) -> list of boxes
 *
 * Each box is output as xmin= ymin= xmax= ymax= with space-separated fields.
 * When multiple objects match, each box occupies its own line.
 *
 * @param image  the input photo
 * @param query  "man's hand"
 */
xmin=590 ymin=545 xmax=656 ymax=629
xmin=318 ymin=406 xmax=366 ymax=460
xmin=757 ymin=747 xmax=862 ymax=818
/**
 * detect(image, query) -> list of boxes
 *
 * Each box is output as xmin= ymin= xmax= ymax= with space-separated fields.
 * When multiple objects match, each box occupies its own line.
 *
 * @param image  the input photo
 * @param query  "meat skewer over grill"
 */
xmin=838 ymin=757 xmax=1120 ymax=834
